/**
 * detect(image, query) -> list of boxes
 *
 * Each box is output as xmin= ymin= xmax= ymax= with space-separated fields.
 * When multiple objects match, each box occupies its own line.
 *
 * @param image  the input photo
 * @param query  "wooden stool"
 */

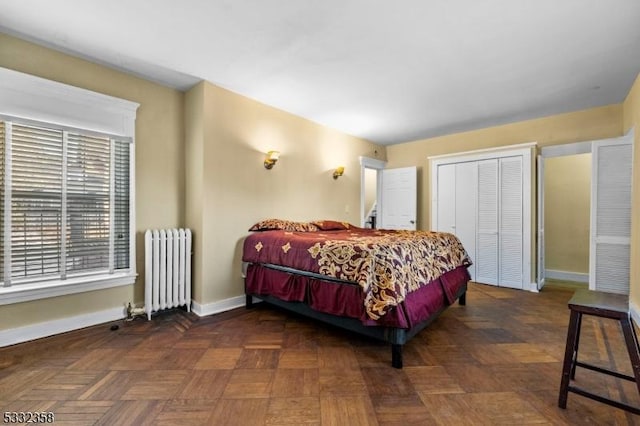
xmin=558 ymin=289 xmax=640 ymax=414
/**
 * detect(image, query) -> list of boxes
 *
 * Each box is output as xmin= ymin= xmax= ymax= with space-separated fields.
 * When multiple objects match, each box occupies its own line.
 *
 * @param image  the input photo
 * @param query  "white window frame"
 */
xmin=0 ymin=67 xmax=138 ymax=305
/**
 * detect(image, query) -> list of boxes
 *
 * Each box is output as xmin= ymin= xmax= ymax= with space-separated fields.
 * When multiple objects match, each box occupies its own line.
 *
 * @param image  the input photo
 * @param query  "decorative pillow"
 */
xmin=311 ymin=220 xmax=353 ymax=231
xmin=248 ymin=218 xmax=319 ymax=232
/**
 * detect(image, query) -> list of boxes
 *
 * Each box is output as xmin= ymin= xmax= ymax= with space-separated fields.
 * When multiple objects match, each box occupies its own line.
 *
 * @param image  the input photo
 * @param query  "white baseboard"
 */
xmin=0 ymin=306 xmax=126 ymax=347
xmin=631 ymin=298 xmax=640 ymax=328
xmin=1 ymin=295 xmax=262 ymax=347
xmin=191 ymin=295 xmax=258 ymax=317
xmin=545 ymin=269 xmax=589 ymax=283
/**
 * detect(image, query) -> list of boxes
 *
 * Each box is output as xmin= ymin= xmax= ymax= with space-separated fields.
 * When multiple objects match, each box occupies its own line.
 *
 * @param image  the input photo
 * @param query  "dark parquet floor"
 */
xmin=1 ymin=281 xmax=639 ymax=425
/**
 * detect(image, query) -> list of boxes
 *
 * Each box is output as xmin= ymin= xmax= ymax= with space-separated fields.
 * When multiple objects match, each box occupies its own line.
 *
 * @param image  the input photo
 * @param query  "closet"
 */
xmin=538 ymin=133 xmax=633 ymax=294
xmin=431 ymin=145 xmax=533 ymax=290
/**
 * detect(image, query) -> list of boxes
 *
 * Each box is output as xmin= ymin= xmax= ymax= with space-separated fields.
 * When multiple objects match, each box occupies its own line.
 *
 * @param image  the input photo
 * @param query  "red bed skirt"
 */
xmin=245 ymin=264 xmax=470 ymax=329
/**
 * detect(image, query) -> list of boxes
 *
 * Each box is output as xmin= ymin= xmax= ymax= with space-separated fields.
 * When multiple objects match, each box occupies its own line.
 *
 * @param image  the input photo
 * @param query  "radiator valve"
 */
xmin=126 ymin=303 xmax=146 ymax=321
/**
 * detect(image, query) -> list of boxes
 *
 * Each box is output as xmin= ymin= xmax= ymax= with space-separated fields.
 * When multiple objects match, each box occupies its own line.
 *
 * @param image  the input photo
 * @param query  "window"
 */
xmin=0 ymin=66 xmax=138 ymax=304
xmin=0 ymin=120 xmax=132 ymax=290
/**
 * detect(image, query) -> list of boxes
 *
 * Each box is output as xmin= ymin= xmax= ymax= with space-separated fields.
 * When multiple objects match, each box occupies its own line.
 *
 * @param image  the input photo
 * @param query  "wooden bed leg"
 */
xmin=391 ymin=344 xmax=403 ymax=369
xmin=458 ymin=291 xmax=466 ymax=306
xmin=245 ymin=294 xmax=253 ymax=309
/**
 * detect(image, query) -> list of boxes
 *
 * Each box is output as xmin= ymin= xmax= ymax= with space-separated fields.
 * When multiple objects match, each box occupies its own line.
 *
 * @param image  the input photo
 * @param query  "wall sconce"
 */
xmin=333 ymin=166 xmax=345 ymax=179
xmin=264 ymin=151 xmax=280 ymax=169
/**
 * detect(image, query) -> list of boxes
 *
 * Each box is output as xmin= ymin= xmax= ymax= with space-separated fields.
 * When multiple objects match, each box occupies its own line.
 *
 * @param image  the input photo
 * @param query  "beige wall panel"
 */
xmin=0 ymin=34 xmax=185 ymax=329
xmin=544 ymin=154 xmax=591 ymax=274
xmin=193 ymin=82 xmax=385 ymax=304
xmin=184 ymin=83 xmax=205 ymax=302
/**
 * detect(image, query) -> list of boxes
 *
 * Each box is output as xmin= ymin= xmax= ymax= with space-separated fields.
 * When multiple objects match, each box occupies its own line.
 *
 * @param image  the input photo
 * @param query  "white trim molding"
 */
xmin=427 ymin=141 xmax=537 ymax=160
xmin=0 ymin=67 xmax=139 ymax=138
xmin=191 ymin=295 xmax=259 ymax=317
xmin=0 ymin=306 xmax=126 ymax=347
xmin=630 ymin=298 xmax=640 ymax=328
xmin=545 ymin=269 xmax=589 ymax=283
xmin=0 ymin=272 xmax=136 ymax=305
xmin=359 ymin=156 xmax=387 ymax=169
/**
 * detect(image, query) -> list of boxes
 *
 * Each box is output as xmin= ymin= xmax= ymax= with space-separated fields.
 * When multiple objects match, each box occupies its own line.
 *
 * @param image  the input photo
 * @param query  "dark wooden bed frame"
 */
xmin=245 ymin=281 xmax=467 ymax=369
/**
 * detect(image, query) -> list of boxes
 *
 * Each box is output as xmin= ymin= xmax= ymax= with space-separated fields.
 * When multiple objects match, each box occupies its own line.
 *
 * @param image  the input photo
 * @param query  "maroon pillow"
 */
xmin=311 ymin=220 xmax=352 ymax=231
xmin=248 ymin=219 xmax=319 ymax=232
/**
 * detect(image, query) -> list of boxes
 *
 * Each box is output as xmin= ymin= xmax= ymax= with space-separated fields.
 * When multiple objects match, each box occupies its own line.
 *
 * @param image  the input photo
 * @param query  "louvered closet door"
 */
xmin=590 ymin=136 xmax=632 ymax=294
xmin=455 ymin=162 xmax=477 ymax=281
xmin=499 ymin=156 xmax=523 ymax=289
xmin=476 ymin=159 xmax=499 ymax=285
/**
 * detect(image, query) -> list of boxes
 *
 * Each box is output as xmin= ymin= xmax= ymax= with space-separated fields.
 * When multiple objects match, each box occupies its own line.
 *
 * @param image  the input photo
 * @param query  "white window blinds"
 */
xmin=66 ymin=132 xmax=111 ymax=275
xmin=113 ymin=139 xmax=130 ymax=270
xmin=1 ymin=120 xmax=131 ymax=287
xmin=10 ymin=123 xmax=63 ymax=280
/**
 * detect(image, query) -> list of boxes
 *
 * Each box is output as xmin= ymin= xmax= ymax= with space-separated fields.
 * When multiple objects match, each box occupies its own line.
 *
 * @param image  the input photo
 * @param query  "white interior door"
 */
xmin=589 ymin=134 xmax=633 ymax=294
xmin=476 ymin=159 xmax=499 ymax=285
xmin=537 ymin=154 xmax=546 ymax=290
xmin=379 ymin=166 xmax=417 ymax=230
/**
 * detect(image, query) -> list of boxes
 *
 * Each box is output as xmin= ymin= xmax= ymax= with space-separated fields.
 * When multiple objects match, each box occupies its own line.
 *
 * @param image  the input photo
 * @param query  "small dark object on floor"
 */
xmin=110 ymin=324 xmax=119 ymax=331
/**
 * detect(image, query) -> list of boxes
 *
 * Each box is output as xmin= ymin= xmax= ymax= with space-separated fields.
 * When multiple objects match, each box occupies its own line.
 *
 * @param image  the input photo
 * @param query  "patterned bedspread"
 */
xmin=242 ymin=227 xmax=472 ymax=321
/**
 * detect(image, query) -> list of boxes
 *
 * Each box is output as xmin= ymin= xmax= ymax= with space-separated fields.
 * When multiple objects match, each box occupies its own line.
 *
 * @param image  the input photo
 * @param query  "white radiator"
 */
xmin=144 ymin=228 xmax=192 ymax=320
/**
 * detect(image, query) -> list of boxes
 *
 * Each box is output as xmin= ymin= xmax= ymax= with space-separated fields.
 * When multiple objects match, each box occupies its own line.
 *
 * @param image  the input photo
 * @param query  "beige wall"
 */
xmin=184 ymin=83 xmax=205 ymax=302
xmin=623 ymin=73 xmax=640 ymax=309
xmin=544 ymin=154 xmax=591 ymax=274
xmin=185 ymin=81 xmax=385 ymax=305
xmin=0 ymin=34 xmax=185 ymax=329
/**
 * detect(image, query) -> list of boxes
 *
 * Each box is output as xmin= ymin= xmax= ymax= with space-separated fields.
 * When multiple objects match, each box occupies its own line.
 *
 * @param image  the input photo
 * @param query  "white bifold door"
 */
xmin=432 ymin=147 xmax=531 ymax=289
xmin=589 ymin=135 xmax=633 ymax=294
xmin=435 ymin=162 xmax=478 ymax=281
xmin=475 ymin=157 xmax=524 ymax=289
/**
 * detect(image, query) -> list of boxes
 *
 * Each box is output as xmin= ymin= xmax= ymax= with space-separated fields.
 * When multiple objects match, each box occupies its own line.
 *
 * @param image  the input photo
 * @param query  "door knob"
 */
xmin=410 ymin=220 xmax=415 ymax=224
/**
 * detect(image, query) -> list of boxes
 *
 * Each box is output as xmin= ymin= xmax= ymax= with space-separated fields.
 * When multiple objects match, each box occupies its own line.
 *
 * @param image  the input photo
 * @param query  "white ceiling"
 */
xmin=1 ymin=1 xmax=639 ymax=145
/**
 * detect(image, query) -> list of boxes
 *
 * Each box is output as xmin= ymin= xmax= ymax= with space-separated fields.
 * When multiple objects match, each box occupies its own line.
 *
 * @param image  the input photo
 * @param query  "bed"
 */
xmin=242 ymin=219 xmax=472 ymax=368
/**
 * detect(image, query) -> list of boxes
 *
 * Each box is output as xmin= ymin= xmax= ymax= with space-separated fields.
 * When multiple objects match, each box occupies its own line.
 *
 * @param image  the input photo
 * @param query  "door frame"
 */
xmin=537 ymin=154 xmax=545 ymax=290
xmin=538 ymin=140 xmax=592 ymax=289
xmin=359 ymin=156 xmax=386 ymax=228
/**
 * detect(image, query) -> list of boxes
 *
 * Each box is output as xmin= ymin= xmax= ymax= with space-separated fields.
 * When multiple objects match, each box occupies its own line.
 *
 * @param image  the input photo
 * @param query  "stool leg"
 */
xmin=559 ymin=310 xmax=581 ymax=409
xmin=619 ymin=316 xmax=640 ymax=395
xmin=570 ymin=313 xmax=582 ymax=380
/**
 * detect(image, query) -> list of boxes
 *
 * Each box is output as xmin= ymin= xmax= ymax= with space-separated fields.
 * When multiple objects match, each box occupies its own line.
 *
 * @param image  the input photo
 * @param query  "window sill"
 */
xmin=0 ymin=272 xmax=137 ymax=306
